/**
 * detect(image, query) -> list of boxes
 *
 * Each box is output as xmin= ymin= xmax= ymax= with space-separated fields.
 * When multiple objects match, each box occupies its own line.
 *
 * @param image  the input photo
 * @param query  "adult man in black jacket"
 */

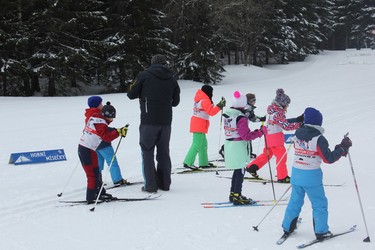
xmin=127 ymin=54 xmax=180 ymax=192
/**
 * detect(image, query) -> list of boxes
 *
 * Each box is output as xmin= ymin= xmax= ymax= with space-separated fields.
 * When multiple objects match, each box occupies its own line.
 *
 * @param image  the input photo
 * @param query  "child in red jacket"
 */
xmin=246 ymin=89 xmax=303 ymax=183
xmin=78 ymin=100 xmax=128 ymax=203
xmin=183 ymin=85 xmax=226 ymax=169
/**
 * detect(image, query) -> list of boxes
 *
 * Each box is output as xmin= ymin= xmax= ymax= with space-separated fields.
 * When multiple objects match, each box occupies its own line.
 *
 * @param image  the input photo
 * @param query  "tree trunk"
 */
xmin=253 ymin=50 xmax=257 ymax=66
xmin=119 ymin=62 xmax=126 ymax=92
xmin=331 ymin=34 xmax=336 ymax=50
xmin=31 ymin=72 xmax=40 ymax=92
xmin=48 ymin=75 xmax=56 ymax=96
xmin=23 ymin=77 xmax=32 ymax=96
xmin=1 ymin=72 xmax=7 ymax=96
xmin=345 ymin=31 xmax=349 ymax=49
xmin=244 ymin=50 xmax=249 ymax=66
xmin=70 ymin=76 xmax=77 ymax=88
xmin=234 ymin=50 xmax=238 ymax=64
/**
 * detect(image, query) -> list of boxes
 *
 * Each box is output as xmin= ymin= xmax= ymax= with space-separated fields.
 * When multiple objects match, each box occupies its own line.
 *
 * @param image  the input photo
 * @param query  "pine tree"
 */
xmin=354 ymin=0 xmax=375 ymax=49
xmin=258 ymin=0 xmax=298 ymax=64
xmin=330 ymin=0 xmax=374 ymax=49
xmin=212 ymin=0 xmax=274 ymax=66
xmin=164 ymin=0 xmax=224 ymax=84
xmin=0 ymin=0 xmax=33 ymax=96
xmin=103 ymin=0 xmax=173 ymax=91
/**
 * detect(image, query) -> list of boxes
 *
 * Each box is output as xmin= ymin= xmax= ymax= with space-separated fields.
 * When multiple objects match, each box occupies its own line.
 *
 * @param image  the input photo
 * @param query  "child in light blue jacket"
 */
xmin=281 ymin=107 xmax=352 ymax=240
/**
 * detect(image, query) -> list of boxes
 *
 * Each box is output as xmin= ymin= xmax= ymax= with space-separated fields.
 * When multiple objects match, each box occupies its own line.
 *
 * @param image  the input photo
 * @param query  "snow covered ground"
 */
xmin=1 ymin=49 xmax=374 ymax=250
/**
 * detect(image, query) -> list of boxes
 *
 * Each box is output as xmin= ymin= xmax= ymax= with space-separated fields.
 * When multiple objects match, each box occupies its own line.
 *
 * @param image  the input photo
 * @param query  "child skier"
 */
xmin=183 ymin=85 xmax=226 ymax=169
xmin=281 ymin=107 xmax=352 ymax=240
xmin=219 ymin=93 xmax=266 ymax=159
xmin=245 ymin=93 xmax=267 ymax=158
xmin=78 ymin=101 xmax=128 ymax=204
xmin=246 ymin=88 xmax=303 ymax=183
xmin=85 ymin=96 xmax=128 ymax=186
xmin=223 ymin=91 xmax=267 ymax=205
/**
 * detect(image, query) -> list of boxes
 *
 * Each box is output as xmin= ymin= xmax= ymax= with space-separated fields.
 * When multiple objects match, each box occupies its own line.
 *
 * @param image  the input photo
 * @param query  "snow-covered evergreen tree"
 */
xmin=164 ymin=0 xmax=224 ymax=84
xmin=103 ymin=0 xmax=174 ymax=91
xmin=0 ymin=0 xmax=33 ymax=96
xmin=331 ymin=0 xmax=374 ymax=49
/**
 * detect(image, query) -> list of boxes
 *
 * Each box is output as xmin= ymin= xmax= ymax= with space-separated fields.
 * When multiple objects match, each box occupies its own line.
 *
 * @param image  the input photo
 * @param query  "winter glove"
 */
xmin=296 ymin=114 xmax=304 ymax=123
xmin=117 ymin=125 xmax=129 ymax=137
xmin=335 ymin=137 xmax=352 ymax=157
xmin=259 ymin=115 xmax=266 ymax=122
xmin=216 ymin=97 xmax=226 ymax=110
xmin=253 ymin=129 xmax=263 ymax=138
xmin=245 ymin=111 xmax=256 ymax=121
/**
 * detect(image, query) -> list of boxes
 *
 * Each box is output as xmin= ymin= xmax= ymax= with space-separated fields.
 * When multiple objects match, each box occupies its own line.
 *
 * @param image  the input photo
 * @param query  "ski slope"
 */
xmin=0 ymin=49 xmax=374 ymax=249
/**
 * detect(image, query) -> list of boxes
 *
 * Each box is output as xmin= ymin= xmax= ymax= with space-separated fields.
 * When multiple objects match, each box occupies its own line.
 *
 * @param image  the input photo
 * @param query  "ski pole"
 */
xmin=274 ymin=142 xmax=294 ymax=174
xmin=215 ymin=98 xmax=225 ymax=175
xmin=57 ymin=160 xmax=81 ymax=197
xmin=253 ymin=185 xmax=291 ymax=231
xmin=262 ymin=122 xmax=276 ymax=202
xmin=254 ymin=115 xmax=267 ymax=157
xmin=90 ymin=124 xmax=129 ymax=212
xmin=345 ymin=133 xmax=371 ymax=242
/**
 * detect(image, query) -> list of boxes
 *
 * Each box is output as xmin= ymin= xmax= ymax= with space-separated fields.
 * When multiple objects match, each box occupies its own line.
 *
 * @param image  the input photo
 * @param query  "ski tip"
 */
xmin=363 ymin=236 xmax=371 ymax=242
xmin=150 ymin=194 xmax=162 ymax=199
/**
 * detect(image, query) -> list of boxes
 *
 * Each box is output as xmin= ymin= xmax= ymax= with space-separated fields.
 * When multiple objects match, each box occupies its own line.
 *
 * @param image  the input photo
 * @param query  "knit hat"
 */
xmin=87 ymin=96 xmax=102 ymax=108
xmin=151 ymin=54 xmax=167 ymax=65
xmin=201 ymin=85 xmax=213 ymax=99
xmin=231 ymin=91 xmax=247 ymax=108
xmin=246 ymin=93 xmax=256 ymax=104
xmin=101 ymin=102 xmax=116 ymax=118
xmin=304 ymin=107 xmax=323 ymax=126
xmin=274 ymin=88 xmax=290 ymax=107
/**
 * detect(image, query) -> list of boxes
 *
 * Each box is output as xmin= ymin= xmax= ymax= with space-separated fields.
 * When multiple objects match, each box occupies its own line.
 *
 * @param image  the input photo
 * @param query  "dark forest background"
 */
xmin=1 ymin=0 xmax=374 ymax=96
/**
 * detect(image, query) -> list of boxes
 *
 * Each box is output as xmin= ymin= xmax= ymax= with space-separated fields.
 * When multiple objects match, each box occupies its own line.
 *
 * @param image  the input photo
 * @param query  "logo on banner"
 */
xmin=9 ymin=149 xmax=67 ymax=165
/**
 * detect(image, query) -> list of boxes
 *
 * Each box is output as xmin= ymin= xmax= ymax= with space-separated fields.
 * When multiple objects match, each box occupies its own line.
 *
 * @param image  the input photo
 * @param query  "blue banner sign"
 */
xmin=9 ymin=149 xmax=67 ymax=165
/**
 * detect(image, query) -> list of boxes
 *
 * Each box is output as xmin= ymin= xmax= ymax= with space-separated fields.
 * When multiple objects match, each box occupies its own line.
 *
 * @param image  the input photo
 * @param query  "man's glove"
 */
xmin=296 ymin=114 xmax=304 ymax=123
xmin=335 ymin=136 xmax=352 ymax=157
xmin=117 ymin=125 xmax=129 ymax=137
xmin=216 ymin=97 xmax=226 ymax=110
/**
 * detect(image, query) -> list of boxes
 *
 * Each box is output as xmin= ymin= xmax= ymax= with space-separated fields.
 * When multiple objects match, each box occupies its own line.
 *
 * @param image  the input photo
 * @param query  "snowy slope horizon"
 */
xmin=0 ymin=49 xmax=374 ymax=250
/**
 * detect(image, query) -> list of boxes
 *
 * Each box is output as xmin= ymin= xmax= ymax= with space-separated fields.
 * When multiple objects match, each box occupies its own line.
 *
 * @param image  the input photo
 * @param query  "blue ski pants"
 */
xmin=97 ymin=146 xmax=123 ymax=184
xmin=282 ymin=184 xmax=329 ymax=235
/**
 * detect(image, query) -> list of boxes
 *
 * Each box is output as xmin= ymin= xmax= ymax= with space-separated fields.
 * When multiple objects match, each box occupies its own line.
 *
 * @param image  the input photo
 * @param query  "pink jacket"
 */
xmin=266 ymin=103 xmax=300 ymax=147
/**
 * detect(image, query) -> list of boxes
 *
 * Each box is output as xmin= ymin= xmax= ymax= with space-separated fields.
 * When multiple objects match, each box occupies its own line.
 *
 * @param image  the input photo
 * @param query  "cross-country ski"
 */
xmin=296 ymin=225 xmax=357 ymax=248
xmin=58 ymin=195 xmax=161 ymax=207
